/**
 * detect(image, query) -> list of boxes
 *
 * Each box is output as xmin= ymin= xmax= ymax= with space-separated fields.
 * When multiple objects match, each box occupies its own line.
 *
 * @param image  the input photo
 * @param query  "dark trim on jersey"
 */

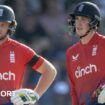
xmin=28 ymin=55 xmax=40 ymax=67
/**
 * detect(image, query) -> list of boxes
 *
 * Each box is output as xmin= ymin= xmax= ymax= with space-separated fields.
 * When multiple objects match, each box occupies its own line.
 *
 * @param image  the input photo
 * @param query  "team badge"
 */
xmin=92 ymin=45 xmax=98 ymax=56
xmin=78 ymin=4 xmax=84 ymax=12
xmin=0 ymin=9 xmax=3 ymax=16
xmin=10 ymin=51 xmax=15 ymax=63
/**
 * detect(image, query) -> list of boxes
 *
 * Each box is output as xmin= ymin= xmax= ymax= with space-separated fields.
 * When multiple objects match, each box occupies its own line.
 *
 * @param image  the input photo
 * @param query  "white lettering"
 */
xmin=0 ymin=90 xmax=14 ymax=97
xmin=0 ymin=71 xmax=15 ymax=80
xmin=75 ymin=64 xmax=97 ymax=79
xmin=1 ymin=91 xmax=6 ymax=97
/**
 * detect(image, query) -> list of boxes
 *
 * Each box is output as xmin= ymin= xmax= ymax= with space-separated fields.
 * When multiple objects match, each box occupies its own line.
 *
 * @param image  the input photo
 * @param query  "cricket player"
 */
xmin=0 ymin=5 xmax=57 ymax=105
xmin=66 ymin=1 xmax=105 ymax=105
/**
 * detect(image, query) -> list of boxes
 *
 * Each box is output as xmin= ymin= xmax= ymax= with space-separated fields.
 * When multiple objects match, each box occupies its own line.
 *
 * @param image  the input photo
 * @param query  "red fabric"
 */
xmin=66 ymin=47 xmax=79 ymax=105
xmin=0 ymin=38 xmax=44 ymax=104
xmin=66 ymin=33 xmax=105 ymax=105
xmin=32 ymin=56 xmax=44 ymax=70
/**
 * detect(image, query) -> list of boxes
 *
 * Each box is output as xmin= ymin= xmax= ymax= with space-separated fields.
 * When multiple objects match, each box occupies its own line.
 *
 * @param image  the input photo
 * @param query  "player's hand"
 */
xmin=98 ymin=87 xmax=105 ymax=104
xmin=10 ymin=88 xmax=40 ymax=105
xmin=92 ymin=84 xmax=105 ymax=104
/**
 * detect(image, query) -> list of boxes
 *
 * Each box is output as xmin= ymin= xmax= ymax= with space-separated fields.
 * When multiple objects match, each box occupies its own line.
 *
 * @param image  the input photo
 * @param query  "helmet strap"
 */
xmin=80 ymin=28 xmax=91 ymax=39
xmin=79 ymin=22 xmax=97 ymax=39
xmin=0 ymin=34 xmax=8 ymax=40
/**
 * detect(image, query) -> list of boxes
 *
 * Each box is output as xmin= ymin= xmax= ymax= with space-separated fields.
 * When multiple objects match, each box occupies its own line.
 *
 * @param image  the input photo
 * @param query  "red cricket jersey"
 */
xmin=0 ymin=38 xmax=44 ymax=104
xmin=66 ymin=32 xmax=105 ymax=105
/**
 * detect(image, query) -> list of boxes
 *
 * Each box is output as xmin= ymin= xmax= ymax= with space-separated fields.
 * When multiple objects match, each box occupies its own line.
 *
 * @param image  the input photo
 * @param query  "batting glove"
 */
xmin=98 ymin=86 xmax=105 ymax=104
xmin=92 ymin=84 xmax=105 ymax=104
xmin=10 ymin=88 xmax=40 ymax=105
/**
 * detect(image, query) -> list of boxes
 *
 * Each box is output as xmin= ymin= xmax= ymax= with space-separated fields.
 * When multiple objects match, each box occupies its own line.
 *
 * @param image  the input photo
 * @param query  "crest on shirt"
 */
xmin=92 ymin=45 xmax=98 ymax=56
xmin=10 ymin=51 xmax=15 ymax=63
xmin=72 ymin=54 xmax=79 ymax=61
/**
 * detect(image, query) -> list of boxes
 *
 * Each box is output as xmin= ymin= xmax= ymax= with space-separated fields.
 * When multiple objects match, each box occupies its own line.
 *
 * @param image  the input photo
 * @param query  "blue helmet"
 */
xmin=68 ymin=2 xmax=101 ymax=29
xmin=0 ymin=5 xmax=17 ymax=35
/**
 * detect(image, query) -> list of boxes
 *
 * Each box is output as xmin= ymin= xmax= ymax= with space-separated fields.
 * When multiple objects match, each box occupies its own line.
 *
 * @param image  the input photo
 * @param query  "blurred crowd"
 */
xmin=1 ymin=0 xmax=105 ymax=105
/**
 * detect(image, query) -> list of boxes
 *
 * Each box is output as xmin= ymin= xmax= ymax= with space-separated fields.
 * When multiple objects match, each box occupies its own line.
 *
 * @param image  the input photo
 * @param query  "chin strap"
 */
xmin=0 ymin=34 xmax=8 ymax=40
xmin=80 ymin=29 xmax=91 ymax=39
xmin=79 ymin=22 xmax=98 ymax=39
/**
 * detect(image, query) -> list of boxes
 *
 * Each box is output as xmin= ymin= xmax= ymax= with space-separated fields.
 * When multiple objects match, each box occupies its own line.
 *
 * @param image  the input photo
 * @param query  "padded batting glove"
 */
xmin=10 ymin=88 xmax=40 ymax=105
xmin=98 ymin=86 xmax=105 ymax=104
xmin=92 ymin=84 xmax=105 ymax=104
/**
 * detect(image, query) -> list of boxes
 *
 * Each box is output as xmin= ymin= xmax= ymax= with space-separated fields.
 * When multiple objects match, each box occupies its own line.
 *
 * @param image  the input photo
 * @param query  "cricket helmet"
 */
xmin=0 ymin=5 xmax=17 ymax=35
xmin=68 ymin=2 xmax=101 ymax=31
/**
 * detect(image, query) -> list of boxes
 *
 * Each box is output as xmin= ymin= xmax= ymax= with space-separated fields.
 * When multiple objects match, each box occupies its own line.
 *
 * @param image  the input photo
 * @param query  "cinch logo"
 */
xmin=0 ymin=71 xmax=15 ymax=80
xmin=75 ymin=64 xmax=97 ymax=79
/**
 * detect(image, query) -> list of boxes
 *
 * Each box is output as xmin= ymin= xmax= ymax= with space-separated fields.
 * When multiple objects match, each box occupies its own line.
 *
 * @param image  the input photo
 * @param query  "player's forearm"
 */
xmin=34 ymin=67 xmax=57 ymax=97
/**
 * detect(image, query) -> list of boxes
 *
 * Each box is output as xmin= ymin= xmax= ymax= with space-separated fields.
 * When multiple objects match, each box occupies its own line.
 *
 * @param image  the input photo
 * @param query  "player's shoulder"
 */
xmin=96 ymin=33 xmax=105 ymax=43
xmin=96 ymin=32 xmax=105 ymax=39
xmin=66 ymin=42 xmax=80 ymax=54
xmin=9 ymin=38 xmax=32 ymax=50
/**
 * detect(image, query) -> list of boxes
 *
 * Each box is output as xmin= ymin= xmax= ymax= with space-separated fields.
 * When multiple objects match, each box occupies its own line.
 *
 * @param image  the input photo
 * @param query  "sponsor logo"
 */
xmin=0 ymin=71 xmax=15 ymax=80
xmin=72 ymin=54 xmax=79 ymax=61
xmin=0 ymin=90 xmax=12 ymax=97
xmin=75 ymin=64 xmax=97 ymax=79
xmin=0 ymin=90 xmax=16 ymax=97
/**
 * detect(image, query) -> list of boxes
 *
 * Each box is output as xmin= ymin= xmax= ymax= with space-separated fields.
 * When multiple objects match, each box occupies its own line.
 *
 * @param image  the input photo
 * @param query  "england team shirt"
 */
xmin=66 ymin=33 xmax=105 ymax=105
xmin=0 ymin=38 xmax=44 ymax=104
